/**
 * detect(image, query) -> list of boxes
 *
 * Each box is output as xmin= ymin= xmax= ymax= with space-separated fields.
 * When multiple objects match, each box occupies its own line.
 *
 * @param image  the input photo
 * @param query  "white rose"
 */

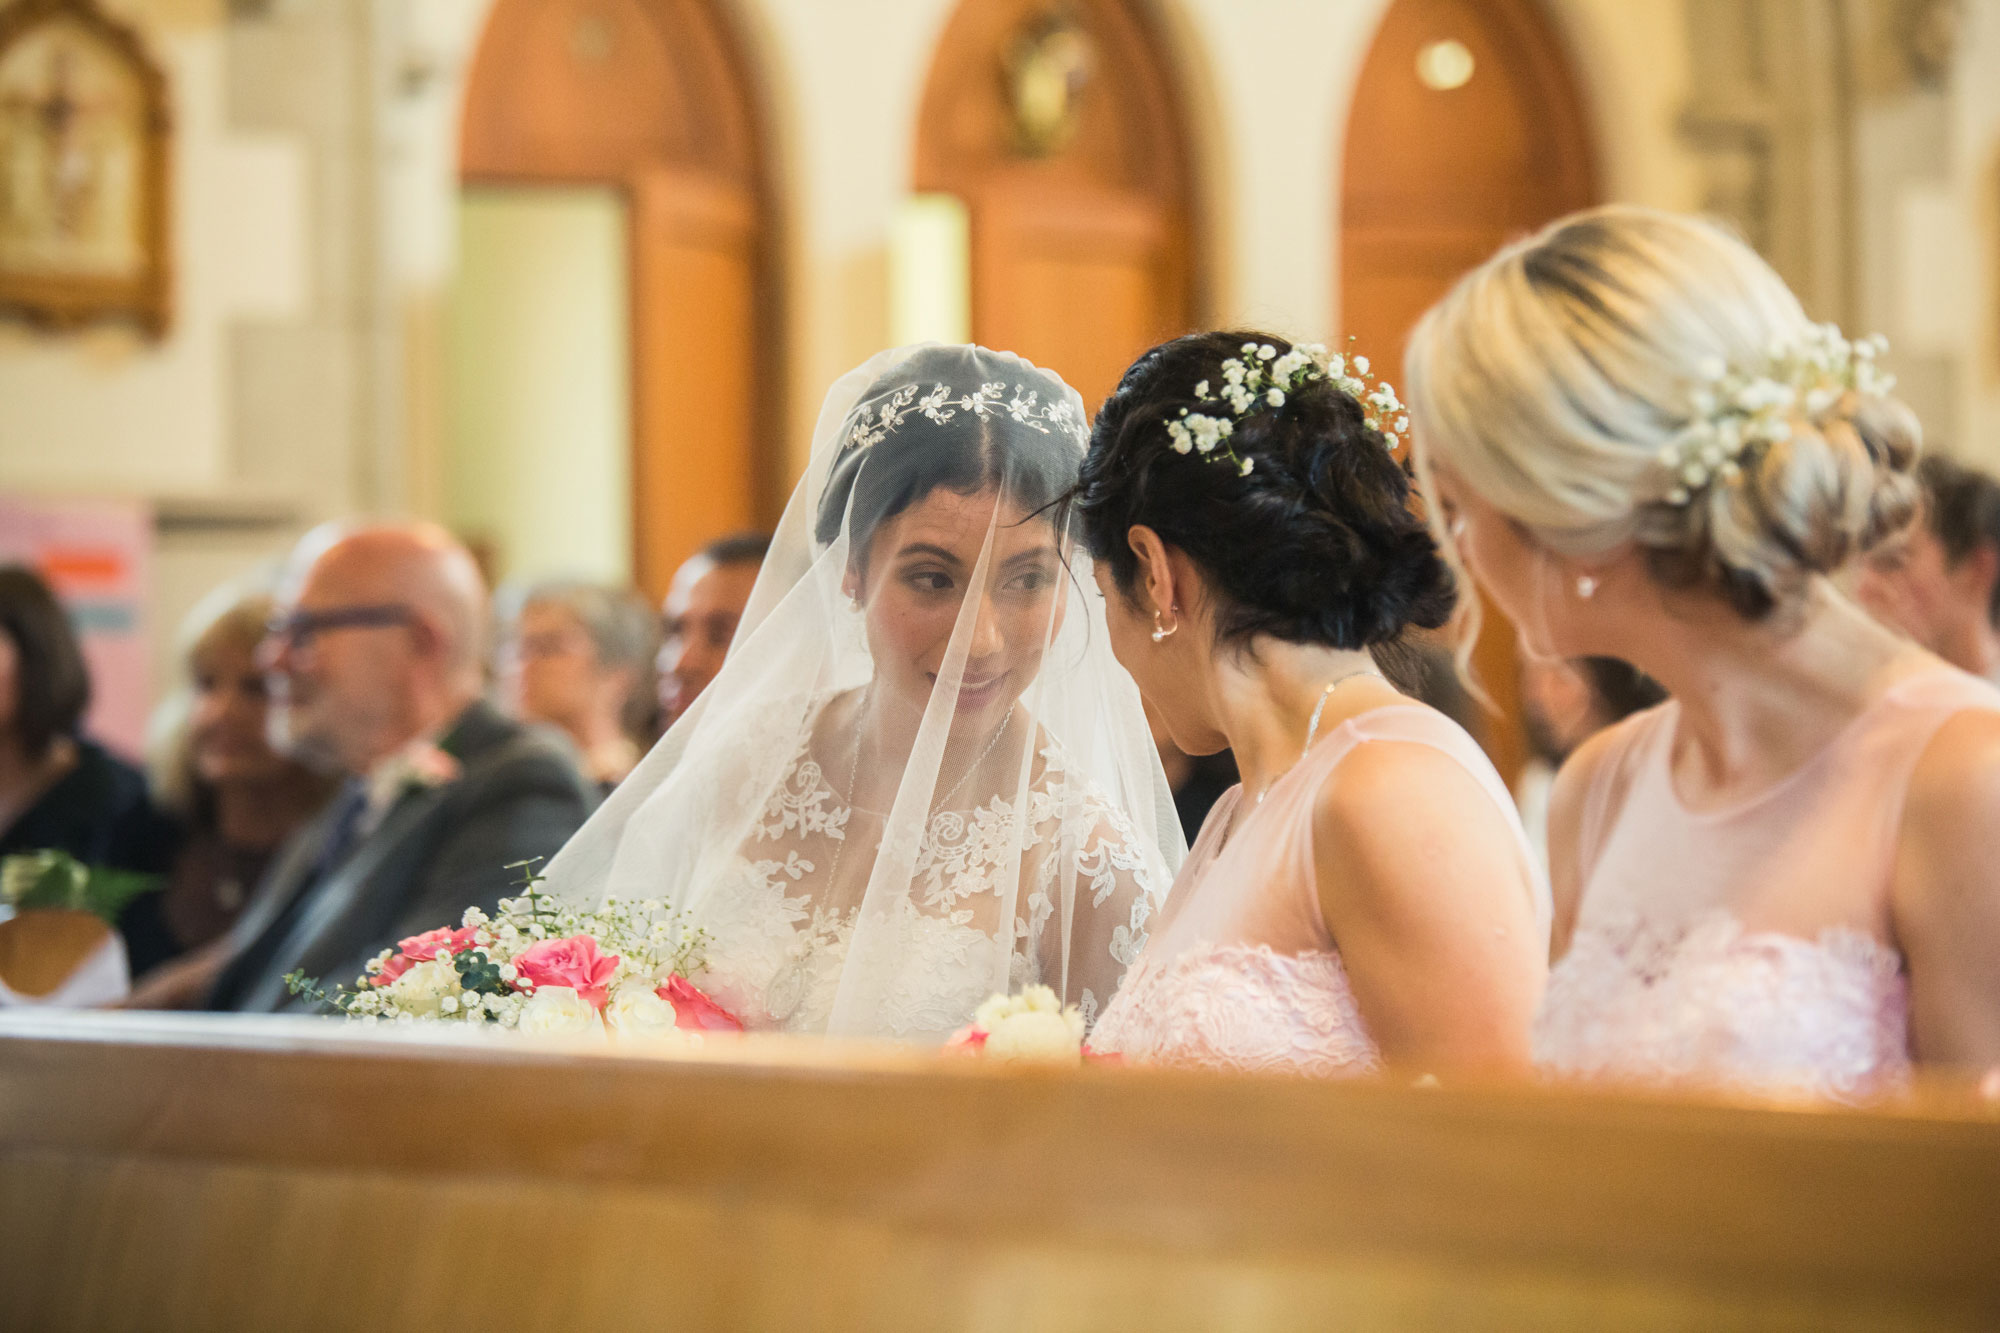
xmin=383 ymin=959 xmax=459 ymax=1018
xmin=983 ymin=1008 xmax=1085 ymax=1063
xmin=605 ymin=986 xmax=683 ymax=1039
xmin=517 ymin=985 xmax=604 ymax=1037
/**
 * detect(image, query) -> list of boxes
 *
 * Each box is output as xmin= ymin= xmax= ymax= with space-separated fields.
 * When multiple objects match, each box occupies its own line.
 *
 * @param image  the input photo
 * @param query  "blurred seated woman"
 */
xmin=498 ymin=580 xmax=659 ymax=792
xmin=0 ymin=566 xmax=178 ymax=875
xmin=119 ymin=586 xmax=336 ymax=985
xmin=0 ymin=566 xmax=179 ymax=1006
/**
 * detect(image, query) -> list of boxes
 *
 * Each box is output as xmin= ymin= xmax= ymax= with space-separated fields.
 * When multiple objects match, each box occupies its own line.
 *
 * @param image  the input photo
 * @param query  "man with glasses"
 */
xmin=206 ymin=523 xmax=596 ymax=1011
xmin=657 ymin=531 xmax=770 ymax=727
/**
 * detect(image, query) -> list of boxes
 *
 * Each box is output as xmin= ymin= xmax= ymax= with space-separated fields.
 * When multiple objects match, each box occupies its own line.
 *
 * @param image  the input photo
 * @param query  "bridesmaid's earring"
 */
xmin=1576 ymin=574 xmax=1599 ymax=600
xmin=1151 ymin=608 xmax=1179 ymax=642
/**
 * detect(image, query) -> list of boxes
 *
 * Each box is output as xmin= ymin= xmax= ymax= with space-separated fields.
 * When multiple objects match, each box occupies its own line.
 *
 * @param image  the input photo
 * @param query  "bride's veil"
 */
xmin=542 ymin=344 xmax=1184 ymax=1039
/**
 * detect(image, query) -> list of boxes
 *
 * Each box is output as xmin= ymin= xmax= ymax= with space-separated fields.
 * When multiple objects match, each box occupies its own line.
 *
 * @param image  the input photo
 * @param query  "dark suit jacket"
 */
xmin=208 ymin=700 xmax=597 ymax=1012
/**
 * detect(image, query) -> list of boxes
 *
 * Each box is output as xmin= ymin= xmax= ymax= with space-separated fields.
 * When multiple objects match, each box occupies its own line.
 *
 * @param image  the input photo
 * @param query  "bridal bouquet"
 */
xmin=284 ymin=859 xmax=742 ymax=1037
xmin=946 ymin=985 xmax=1105 ymax=1064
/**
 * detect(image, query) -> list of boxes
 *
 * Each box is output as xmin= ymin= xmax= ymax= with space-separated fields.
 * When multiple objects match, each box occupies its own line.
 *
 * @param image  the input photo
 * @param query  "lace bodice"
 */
xmin=1534 ymin=666 xmax=2000 ymax=1100
xmin=1092 ymin=705 xmax=1542 ymax=1076
xmin=1535 ymin=908 xmax=1908 ymax=1100
xmin=1090 ymin=940 xmax=1379 ymax=1076
xmin=693 ymin=708 xmax=1166 ymax=1040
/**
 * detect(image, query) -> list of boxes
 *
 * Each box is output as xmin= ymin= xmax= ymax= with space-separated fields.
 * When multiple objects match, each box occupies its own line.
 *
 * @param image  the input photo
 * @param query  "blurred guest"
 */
xmin=204 ymin=524 xmax=596 ymax=1012
xmin=0 ymin=566 xmax=177 ymax=876
xmin=657 ymin=531 xmax=769 ymax=725
xmin=1514 ymin=656 xmax=1665 ymax=868
xmin=1855 ymin=455 xmax=2000 ymax=685
xmin=497 ymin=580 xmax=659 ymax=791
xmin=119 ymin=586 xmax=337 ymax=991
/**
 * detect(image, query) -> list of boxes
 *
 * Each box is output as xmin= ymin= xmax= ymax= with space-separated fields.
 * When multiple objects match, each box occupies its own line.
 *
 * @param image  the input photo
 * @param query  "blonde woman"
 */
xmin=122 ymin=586 xmax=334 ymax=1000
xmin=1405 ymin=204 xmax=2000 ymax=1098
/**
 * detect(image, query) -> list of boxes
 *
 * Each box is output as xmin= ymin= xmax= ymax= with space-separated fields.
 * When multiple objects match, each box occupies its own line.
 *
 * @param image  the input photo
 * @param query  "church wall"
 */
xmin=1 ymin=0 xmax=1996 ymax=682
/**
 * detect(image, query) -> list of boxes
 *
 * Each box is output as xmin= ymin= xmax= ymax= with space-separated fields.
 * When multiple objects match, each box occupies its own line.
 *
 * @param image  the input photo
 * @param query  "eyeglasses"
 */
xmin=265 ymin=604 xmax=415 ymax=651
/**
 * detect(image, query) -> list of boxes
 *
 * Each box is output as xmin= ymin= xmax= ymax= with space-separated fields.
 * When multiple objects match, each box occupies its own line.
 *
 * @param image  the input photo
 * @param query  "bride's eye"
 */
xmin=903 ymin=567 xmax=955 ymax=593
xmin=1006 ymin=568 xmax=1054 ymax=593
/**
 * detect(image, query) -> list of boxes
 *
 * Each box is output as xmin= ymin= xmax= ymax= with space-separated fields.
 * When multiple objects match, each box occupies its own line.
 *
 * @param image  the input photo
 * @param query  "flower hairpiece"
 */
xmin=1166 ymin=340 xmax=1409 ymax=477
xmin=1660 ymin=324 xmax=1894 ymax=506
xmin=846 ymin=380 xmax=1087 ymax=452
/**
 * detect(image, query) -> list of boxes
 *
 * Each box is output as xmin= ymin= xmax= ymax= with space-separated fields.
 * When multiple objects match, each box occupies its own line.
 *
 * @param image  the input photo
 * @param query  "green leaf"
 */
xmin=0 ymin=850 xmax=161 ymax=923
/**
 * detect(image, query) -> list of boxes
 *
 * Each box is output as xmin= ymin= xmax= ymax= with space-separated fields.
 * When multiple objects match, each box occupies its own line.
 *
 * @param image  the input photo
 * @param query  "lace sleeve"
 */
xmin=1035 ymin=789 xmax=1171 ymax=1030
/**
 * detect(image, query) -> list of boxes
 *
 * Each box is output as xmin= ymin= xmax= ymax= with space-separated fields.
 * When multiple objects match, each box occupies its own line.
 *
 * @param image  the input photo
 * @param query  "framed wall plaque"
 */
xmin=0 ymin=0 xmax=170 ymax=335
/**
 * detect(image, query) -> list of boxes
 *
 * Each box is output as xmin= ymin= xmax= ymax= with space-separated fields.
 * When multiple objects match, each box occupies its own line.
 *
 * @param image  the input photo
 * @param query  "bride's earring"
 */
xmin=1151 ymin=608 xmax=1179 ymax=642
xmin=1575 ymin=574 xmax=1599 ymax=600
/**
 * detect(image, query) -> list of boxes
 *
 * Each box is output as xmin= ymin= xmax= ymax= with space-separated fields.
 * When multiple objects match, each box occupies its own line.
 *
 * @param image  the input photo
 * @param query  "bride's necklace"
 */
xmin=838 ymin=699 xmax=1018 ymax=821
xmin=767 ymin=700 xmax=1018 ymax=1024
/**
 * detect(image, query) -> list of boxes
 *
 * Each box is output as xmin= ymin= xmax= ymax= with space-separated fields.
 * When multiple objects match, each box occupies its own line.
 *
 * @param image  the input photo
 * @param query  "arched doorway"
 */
xmin=915 ymin=0 xmax=1199 ymax=412
xmin=456 ymin=0 xmax=774 ymax=599
xmin=1339 ymin=0 xmax=1596 ymax=784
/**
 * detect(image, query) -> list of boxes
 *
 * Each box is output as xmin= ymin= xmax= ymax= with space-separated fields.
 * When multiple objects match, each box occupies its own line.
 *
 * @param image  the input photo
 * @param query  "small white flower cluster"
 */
xmin=967 ymin=984 xmax=1087 ymax=1062
xmin=1661 ymin=324 xmax=1894 ymax=506
xmin=1165 ymin=341 xmax=1409 ymax=478
xmin=847 ymin=379 xmax=1087 ymax=452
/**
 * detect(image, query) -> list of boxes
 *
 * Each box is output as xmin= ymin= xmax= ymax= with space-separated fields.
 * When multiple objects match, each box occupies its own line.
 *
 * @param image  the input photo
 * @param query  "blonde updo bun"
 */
xmin=1405 ymin=204 xmax=1920 ymax=619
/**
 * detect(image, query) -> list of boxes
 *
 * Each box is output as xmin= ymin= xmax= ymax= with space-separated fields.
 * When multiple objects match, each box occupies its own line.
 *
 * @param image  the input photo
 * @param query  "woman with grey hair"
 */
xmin=497 ymin=580 xmax=660 ymax=792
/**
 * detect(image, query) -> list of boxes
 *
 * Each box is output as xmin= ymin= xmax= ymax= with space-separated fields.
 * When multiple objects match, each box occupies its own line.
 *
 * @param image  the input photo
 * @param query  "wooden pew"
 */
xmin=1 ymin=1010 xmax=1996 ymax=1330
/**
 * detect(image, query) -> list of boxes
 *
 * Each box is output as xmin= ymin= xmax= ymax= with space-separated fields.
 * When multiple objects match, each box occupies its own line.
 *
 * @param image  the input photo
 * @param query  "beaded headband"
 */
xmin=846 ymin=381 xmax=1088 ymax=453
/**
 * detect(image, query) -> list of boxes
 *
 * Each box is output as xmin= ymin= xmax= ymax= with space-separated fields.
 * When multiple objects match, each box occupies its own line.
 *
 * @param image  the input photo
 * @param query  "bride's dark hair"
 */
xmin=1075 ymin=330 xmax=1454 ymax=649
xmin=816 ymin=346 xmax=1080 ymax=570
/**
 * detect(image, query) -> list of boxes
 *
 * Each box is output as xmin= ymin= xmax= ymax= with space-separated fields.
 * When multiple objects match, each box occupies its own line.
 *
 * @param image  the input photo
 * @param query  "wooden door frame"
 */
xmin=1338 ymin=0 xmax=1599 ymax=786
xmin=915 ymin=0 xmax=1205 ymax=351
xmin=457 ymin=0 xmax=783 ymax=595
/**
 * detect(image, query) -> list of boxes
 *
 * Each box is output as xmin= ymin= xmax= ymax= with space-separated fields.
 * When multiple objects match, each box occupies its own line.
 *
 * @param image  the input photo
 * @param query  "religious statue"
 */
xmin=1003 ymin=7 xmax=1094 ymax=159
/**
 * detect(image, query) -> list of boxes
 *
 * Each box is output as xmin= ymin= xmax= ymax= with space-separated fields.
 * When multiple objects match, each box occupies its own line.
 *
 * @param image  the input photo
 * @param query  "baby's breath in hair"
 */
xmin=1165 ymin=339 xmax=1409 ymax=477
xmin=1660 ymin=324 xmax=1895 ymax=506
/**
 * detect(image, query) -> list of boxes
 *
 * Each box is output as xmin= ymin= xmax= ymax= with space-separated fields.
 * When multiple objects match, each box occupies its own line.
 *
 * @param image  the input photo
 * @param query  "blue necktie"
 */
xmin=307 ymin=780 xmax=368 ymax=889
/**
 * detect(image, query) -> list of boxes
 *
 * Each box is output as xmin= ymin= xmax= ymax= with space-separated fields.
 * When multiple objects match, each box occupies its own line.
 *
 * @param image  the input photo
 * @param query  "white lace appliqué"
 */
xmin=1090 ymin=942 xmax=1380 ymax=1078
xmin=697 ymin=718 xmax=1162 ymax=1038
xmin=1534 ymin=908 xmax=1910 ymax=1102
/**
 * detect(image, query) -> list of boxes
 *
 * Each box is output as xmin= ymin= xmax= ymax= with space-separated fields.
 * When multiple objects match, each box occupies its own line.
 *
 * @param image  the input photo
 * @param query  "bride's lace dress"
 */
xmin=692 ymin=700 xmax=1167 ymax=1038
xmin=1534 ymin=666 xmax=2000 ymax=1100
xmin=1092 ymin=705 xmax=1542 ymax=1075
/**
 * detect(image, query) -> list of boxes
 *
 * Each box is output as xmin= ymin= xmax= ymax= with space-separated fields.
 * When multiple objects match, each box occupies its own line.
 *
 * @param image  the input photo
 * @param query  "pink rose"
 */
xmin=371 ymin=952 xmax=414 ymax=988
xmin=657 ymin=976 xmax=744 ymax=1032
xmin=944 ymin=1024 xmax=989 ymax=1052
xmin=396 ymin=925 xmax=480 ymax=963
xmin=1081 ymin=1045 xmax=1123 ymax=1066
xmin=514 ymin=936 xmax=621 ymax=1009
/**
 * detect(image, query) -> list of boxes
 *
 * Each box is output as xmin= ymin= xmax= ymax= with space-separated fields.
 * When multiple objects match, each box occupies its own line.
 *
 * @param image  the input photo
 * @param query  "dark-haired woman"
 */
xmin=539 ymin=345 xmax=1179 ymax=1040
xmin=1080 ymin=333 xmax=1546 ymax=1078
xmin=0 ymin=566 xmax=179 ymax=877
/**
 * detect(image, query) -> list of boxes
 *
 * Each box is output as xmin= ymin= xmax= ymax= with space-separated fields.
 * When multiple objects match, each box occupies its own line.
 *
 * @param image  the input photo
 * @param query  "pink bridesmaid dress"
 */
xmin=1091 ymin=704 xmax=1545 ymax=1076
xmin=1534 ymin=665 xmax=2000 ymax=1100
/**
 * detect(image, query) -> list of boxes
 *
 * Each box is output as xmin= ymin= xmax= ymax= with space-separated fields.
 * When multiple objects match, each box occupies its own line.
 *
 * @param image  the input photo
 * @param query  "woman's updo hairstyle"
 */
xmin=1075 ymin=330 xmax=1455 ymax=649
xmin=1404 ymin=204 xmax=1920 ymax=621
xmin=815 ymin=345 xmax=1084 ymax=570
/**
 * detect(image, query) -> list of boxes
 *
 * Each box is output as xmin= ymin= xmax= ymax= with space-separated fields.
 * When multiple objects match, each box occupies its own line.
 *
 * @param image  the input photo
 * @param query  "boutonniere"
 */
xmin=385 ymin=740 xmax=461 ymax=796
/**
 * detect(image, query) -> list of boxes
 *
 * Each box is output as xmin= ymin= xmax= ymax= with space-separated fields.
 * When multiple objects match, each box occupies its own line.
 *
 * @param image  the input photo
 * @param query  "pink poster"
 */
xmin=0 ymin=497 xmax=153 ymax=761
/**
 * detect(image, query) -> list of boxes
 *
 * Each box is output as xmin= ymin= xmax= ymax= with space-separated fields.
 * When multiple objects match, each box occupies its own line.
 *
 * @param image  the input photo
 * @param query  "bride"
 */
xmin=542 ymin=345 xmax=1180 ymax=1040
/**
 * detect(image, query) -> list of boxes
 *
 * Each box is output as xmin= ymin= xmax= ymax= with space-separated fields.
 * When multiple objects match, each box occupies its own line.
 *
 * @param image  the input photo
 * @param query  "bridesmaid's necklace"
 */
xmin=1250 ymin=666 xmax=1384 ymax=808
